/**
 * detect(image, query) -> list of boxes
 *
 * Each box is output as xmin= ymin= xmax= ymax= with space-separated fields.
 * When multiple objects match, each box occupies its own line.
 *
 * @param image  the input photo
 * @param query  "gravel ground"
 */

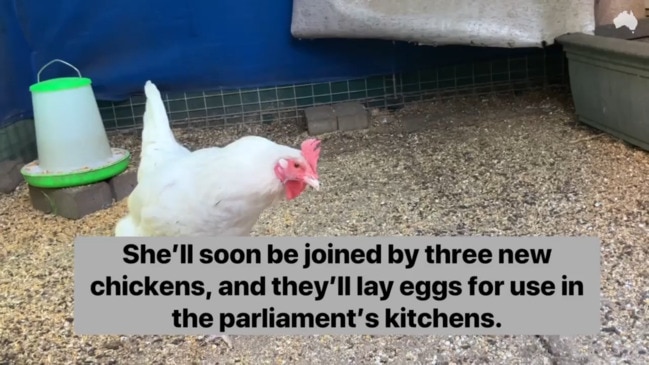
xmin=1 ymin=90 xmax=648 ymax=364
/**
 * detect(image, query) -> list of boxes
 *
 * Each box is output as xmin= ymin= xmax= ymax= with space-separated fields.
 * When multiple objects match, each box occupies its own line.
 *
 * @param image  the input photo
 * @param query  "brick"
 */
xmin=0 ymin=159 xmax=24 ymax=194
xmin=108 ymin=170 xmax=137 ymax=201
xmin=28 ymin=182 xmax=113 ymax=219
xmin=305 ymin=105 xmax=337 ymax=135
xmin=333 ymin=102 xmax=369 ymax=131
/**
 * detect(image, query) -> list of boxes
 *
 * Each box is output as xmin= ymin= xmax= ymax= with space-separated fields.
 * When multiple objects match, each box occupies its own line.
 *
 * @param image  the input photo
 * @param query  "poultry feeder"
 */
xmin=20 ymin=59 xmax=130 ymax=188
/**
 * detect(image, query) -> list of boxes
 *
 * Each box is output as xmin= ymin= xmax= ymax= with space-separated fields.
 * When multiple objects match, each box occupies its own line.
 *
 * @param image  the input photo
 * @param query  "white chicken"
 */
xmin=114 ymin=80 xmax=322 ymax=346
xmin=115 ymin=80 xmax=321 ymax=237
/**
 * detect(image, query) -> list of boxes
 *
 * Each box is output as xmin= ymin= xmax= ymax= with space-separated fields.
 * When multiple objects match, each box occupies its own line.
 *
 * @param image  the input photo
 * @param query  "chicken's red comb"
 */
xmin=300 ymin=138 xmax=321 ymax=171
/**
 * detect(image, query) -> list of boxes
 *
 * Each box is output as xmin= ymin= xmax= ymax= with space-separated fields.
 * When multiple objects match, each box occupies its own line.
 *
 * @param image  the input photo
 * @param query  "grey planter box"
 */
xmin=557 ymin=32 xmax=649 ymax=151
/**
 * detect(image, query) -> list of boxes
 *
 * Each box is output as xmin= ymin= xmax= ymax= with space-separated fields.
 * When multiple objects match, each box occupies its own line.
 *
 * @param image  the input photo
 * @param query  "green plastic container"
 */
xmin=21 ymin=59 xmax=131 ymax=188
xmin=557 ymin=33 xmax=649 ymax=151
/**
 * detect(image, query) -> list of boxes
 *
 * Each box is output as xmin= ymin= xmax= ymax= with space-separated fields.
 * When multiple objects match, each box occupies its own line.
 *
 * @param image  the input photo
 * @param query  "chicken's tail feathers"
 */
xmin=141 ymin=80 xmax=177 ymax=147
xmin=138 ymin=80 xmax=190 ymax=182
xmin=114 ymin=215 xmax=142 ymax=237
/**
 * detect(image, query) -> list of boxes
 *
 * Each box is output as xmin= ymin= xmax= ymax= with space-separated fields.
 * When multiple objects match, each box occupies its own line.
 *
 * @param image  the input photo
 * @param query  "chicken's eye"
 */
xmin=293 ymin=162 xmax=300 ymax=168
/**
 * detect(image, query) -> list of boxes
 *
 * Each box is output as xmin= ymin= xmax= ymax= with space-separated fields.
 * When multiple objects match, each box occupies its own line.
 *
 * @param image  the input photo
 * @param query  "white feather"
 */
xmin=115 ymin=81 xmax=309 ymax=237
xmin=137 ymin=80 xmax=191 ymax=183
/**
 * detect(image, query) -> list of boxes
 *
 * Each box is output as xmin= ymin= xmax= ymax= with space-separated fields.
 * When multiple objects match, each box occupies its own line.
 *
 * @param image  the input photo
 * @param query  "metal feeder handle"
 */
xmin=37 ymin=59 xmax=82 ymax=82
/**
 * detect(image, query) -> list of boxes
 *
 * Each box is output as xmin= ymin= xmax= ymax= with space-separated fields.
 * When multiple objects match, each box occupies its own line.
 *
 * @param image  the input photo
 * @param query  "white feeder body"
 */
xmin=30 ymin=65 xmax=113 ymax=173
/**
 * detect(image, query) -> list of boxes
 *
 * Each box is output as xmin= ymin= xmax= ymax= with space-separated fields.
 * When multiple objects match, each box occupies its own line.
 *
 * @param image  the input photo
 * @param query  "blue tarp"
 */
xmin=1 ymin=0 xmax=533 ymax=127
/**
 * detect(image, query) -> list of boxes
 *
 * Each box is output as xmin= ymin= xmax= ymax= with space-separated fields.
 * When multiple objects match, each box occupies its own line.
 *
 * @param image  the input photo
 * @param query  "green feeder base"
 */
xmin=21 ymin=148 xmax=131 ymax=189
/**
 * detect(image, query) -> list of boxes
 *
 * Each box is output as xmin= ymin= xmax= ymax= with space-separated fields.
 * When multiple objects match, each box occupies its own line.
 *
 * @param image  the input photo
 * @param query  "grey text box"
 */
xmin=74 ymin=236 xmax=601 ymax=336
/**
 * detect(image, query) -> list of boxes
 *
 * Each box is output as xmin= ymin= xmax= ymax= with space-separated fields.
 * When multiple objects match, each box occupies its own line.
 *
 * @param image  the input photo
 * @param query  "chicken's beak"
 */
xmin=304 ymin=176 xmax=320 ymax=191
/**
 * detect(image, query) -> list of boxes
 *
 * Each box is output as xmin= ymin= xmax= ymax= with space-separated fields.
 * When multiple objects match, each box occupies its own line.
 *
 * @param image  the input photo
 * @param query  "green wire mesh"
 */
xmin=1 ymin=49 xmax=568 ymax=164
